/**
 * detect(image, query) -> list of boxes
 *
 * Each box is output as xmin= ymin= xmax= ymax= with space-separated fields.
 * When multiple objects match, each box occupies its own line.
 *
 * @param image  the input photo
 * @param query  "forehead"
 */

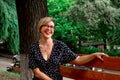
xmin=47 ymin=21 xmax=54 ymax=26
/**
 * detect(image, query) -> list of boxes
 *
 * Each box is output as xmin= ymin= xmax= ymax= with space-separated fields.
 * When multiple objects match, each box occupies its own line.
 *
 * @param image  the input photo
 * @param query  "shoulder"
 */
xmin=29 ymin=42 xmax=38 ymax=51
xmin=54 ymin=39 xmax=67 ymax=47
xmin=54 ymin=39 xmax=66 ymax=45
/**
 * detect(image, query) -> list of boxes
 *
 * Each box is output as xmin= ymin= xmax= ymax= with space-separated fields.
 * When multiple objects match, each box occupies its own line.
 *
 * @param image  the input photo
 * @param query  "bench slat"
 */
xmin=60 ymin=65 xmax=120 ymax=80
xmin=84 ymin=56 xmax=120 ymax=71
xmin=60 ymin=55 xmax=120 ymax=80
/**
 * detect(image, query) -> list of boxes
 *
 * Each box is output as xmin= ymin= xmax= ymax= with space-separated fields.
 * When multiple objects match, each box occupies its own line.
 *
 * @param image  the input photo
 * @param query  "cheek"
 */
xmin=53 ymin=29 xmax=55 ymax=33
xmin=52 ymin=29 xmax=54 ymax=33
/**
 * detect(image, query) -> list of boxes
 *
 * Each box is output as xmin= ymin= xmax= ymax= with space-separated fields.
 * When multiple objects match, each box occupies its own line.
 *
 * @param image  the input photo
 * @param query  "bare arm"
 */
xmin=70 ymin=52 xmax=108 ymax=65
xmin=32 ymin=68 xmax=52 ymax=80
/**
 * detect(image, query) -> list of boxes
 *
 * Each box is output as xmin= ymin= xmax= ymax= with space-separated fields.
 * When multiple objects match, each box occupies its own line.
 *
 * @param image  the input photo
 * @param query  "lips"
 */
xmin=44 ymin=30 xmax=52 ymax=35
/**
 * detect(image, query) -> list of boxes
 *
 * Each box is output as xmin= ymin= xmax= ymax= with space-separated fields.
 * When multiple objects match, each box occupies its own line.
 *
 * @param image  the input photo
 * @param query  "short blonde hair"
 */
xmin=37 ymin=17 xmax=54 ymax=33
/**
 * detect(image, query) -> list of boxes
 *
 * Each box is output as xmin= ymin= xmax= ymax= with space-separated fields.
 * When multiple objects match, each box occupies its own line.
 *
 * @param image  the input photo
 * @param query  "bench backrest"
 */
xmin=60 ymin=54 xmax=120 ymax=80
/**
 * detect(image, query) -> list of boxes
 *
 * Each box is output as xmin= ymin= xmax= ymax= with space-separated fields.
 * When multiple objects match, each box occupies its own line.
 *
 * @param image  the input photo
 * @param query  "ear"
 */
xmin=38 ymin=27 xmax=41 ymax=33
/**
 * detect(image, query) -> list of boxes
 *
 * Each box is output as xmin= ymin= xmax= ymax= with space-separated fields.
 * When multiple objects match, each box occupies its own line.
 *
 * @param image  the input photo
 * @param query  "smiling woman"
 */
xmin=28 ymin=16 xmax=108 ymax=80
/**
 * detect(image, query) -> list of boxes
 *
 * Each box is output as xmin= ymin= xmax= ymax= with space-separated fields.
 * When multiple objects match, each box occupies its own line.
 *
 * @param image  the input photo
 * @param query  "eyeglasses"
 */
xmin=42 ymin=25 xmax=54 ymax=29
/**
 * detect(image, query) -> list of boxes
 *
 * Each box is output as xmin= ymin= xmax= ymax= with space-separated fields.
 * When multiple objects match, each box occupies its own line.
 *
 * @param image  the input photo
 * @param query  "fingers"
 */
xmin=97 ymin=56 xmax=103 ymax=61
xmin=94 ymin=52 xmax=109 ymax=61
xmin=103 ymin=53 xmax=109 ymax=57
xmin=96 ymin=52 xmax=109 ymax=57
xmin=100 ymin=53 xmax=109 ymax=57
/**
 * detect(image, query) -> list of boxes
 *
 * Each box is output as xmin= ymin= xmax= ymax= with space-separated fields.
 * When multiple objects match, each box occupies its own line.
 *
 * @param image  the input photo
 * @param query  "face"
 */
xmin=40 ymin=21 xmax=55 ymax=39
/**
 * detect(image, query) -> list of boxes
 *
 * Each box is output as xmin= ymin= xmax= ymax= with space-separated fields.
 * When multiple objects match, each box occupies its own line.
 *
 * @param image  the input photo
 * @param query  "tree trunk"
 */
xmin=15 ymin=0 xmax=48 ymax=80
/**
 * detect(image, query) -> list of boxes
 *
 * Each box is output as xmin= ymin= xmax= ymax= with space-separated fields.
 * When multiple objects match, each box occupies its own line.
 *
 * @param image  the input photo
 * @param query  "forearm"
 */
xmin=79 ymin=54 xmax=96 ymax=64
xmin=70 ymin=54 xmax=96 ymax=65
xmin=33 ymin=68 xmax=52 ymax=80
xmin=70 ymin=52 xmax=107 ymax=65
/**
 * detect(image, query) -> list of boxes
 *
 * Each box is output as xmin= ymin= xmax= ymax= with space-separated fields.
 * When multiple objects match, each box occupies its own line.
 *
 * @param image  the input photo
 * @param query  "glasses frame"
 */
xmin=42 ymin=25 xmax=54 ymax=29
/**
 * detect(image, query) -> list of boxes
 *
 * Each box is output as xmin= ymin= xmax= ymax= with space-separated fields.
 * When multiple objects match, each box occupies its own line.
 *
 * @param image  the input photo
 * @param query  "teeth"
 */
xmin=46 ymin=32 xmax=51 ymax=34
xmin=44 ymin=30 xmax=52 ymax=35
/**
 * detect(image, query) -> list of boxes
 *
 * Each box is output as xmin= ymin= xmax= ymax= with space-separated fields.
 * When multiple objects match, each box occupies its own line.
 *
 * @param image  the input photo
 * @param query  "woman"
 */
xmin=29 ymin=17 xmax=108 ymax=80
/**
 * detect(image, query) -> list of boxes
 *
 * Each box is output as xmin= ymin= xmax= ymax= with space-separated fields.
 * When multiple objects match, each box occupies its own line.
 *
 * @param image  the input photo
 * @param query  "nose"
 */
xmin=46 ymin=26 xmax=51 ymax=30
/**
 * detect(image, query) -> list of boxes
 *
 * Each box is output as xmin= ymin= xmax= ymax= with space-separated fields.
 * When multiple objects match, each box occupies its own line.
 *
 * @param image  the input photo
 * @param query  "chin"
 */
xmin=44 ymin=35 xmax=52 ymax=39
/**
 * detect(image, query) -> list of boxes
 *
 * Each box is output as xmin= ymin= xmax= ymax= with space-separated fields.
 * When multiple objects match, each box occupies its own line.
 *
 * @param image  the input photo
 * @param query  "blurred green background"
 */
xmin=0 ymin=0 xmax=120 ymax=56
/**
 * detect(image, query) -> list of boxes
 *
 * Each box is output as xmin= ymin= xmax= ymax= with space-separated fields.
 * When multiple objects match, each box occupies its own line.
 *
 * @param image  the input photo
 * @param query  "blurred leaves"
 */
xmin=0 ymin=0 xmax=19 ymax=53
xmin=48 ymin=0 xmax=120 ymax=55
xmin=64 ymin=0 xmax=120 ymax=46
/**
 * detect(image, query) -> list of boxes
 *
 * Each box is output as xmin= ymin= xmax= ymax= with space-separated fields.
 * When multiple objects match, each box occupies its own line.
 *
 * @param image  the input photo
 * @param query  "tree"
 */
xmin=64 ymin=0 xmax=120 ymax=50
xmin=15 ymin=0 xmax=48 ymax=80
xmin=111 ymin=0 xmax=120 ymax=8
xmin=47 ymin=0 xmax=87 ymax=53
xmin=0 ymin=0 xmax=19 ymax=53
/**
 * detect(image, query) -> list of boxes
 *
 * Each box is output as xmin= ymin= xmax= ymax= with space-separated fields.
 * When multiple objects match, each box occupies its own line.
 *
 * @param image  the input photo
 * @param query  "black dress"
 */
xmin=29 ymin=39 xmax=78 ymax=80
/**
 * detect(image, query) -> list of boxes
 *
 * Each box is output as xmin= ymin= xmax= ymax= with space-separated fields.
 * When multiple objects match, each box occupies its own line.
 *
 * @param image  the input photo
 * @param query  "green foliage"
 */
xmin=111 ymin=0 xmax=120 ymax=8
xmin=104 ymin=49 xmax=120 ymax=56
xmin=0 ymin=0 xmax=9 ymax=39
xmin=79 ymin=46 xmax=98 ymax=54
xmin=110 ymin=28 xmax=120 ymax=45
xmin=54 ymin=19 xmax=85 ymax=52
xmin=0 ymin=0 xmax=19 ymax=54
xmin=48 ymin=0 xmax=84 ymax=52
xmin=0 ymin=70 xmax=20 ymax=77
xmin=48 ymin=0 xmax=120 ymax=55
xmin=64 ymin=0 xmax=120 ymax=49
xmin=47 ymin=0 xmax=73 ymax=17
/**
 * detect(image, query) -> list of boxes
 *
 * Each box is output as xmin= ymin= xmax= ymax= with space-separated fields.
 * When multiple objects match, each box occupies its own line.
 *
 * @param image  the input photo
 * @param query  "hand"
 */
xmin=92 ymin=52 xmax=109 ymax=61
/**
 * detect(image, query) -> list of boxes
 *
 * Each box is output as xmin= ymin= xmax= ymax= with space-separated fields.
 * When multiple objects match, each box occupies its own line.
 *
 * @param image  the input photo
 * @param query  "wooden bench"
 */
xmin=60 ymin=54 xmax=120 ymax=80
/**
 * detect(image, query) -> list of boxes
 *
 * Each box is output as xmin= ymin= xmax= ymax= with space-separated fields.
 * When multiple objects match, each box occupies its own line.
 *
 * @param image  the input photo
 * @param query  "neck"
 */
xmin=39 ymin=38 xmax=53 ymax=45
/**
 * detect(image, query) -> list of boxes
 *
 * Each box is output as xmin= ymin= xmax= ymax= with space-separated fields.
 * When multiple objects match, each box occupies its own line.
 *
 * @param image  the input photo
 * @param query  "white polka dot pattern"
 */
xmin=28 ymin=39 xmax=77 ymax=80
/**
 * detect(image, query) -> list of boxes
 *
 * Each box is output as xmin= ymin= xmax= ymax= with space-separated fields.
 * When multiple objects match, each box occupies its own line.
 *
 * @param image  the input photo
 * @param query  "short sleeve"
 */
xmin=28 ymin=46 xmax=38 ymax=69
xmin=60 ymin=42 xmax=78 ymax=64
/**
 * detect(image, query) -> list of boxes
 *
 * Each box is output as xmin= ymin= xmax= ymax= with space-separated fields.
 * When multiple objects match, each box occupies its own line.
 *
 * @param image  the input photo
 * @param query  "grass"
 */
xmin=0 ymin=70 xmax=20 ymax=77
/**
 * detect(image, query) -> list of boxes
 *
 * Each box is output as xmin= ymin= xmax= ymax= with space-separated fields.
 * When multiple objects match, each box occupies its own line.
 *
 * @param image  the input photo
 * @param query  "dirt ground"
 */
xmin=0 ymin=56 xmax=12 ymax=70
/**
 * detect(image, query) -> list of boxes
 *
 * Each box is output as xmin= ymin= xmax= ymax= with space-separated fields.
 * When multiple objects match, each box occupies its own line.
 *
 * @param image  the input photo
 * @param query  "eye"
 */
xmin=49 ymin=25 xmax=54 ymax=28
